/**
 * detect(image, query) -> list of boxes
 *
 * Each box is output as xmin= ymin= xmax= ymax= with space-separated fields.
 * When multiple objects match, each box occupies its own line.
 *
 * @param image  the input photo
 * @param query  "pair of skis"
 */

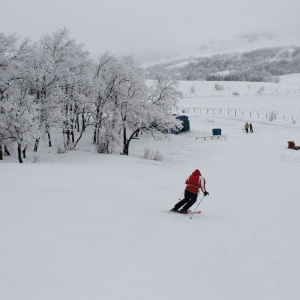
xmin=170 ymin=194 xmax=205 ymax=217
xmin=171 ymin=209 xmax=201 ymax=215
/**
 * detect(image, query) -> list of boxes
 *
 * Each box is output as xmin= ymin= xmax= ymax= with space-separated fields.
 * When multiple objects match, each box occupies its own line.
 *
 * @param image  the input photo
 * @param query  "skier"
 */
xmin=244 ymin=122 xmax=249 ymax=133
xmin=249 ymin=123 xmax=253 ymax=133
xmin=170 ymin=169 xmax=209 ymax=214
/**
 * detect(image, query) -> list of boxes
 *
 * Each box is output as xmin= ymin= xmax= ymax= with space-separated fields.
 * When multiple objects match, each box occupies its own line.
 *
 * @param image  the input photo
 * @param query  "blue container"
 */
xmin=177 ymin=115 xmax=189 ymax=121
xmin=212 ymin=128 xmax=222 ymax=135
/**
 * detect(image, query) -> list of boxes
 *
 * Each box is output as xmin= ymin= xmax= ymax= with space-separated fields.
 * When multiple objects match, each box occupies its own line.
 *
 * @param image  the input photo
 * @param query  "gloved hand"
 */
xmin=204 ymin=191 xmax=209 ymax=196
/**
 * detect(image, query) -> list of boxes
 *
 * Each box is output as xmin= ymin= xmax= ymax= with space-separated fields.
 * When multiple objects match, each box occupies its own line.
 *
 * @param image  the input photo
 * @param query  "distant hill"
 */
xmin=143 ymin=33 xmax=300 ymax=83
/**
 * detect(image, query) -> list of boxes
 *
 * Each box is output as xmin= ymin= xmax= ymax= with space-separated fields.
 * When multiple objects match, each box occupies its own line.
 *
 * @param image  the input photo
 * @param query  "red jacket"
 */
xmin=185 ymin=170 xmax=206 ymax=194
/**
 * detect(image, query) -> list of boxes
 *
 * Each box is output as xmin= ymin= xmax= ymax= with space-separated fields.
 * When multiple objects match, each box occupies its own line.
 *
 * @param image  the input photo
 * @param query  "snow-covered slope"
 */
xmin=1 ymin=76 xmax=300 ymax=300
xmin=1 ymin=115 xmax=300 ymax=300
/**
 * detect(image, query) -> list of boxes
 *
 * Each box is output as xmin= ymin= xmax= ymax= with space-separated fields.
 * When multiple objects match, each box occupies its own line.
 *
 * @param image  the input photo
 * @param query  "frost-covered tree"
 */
xmin=1 ymin=92 xmax=40 ymax=162
xmin=110 ymin=56 xmax=148 ymax=155
xmin=29 ymin=34 xmax=63 ymax=151
xmin=0 ymin=29 xmax=183 ymax=161
xmin=146 ymin=74 xmax=183 ymax=135
xmin=34 ymin=28 xmax=94 ymax=150
xmin=91 ymin=56 xmax=182 ymax=156
xmin=0 ymin=33 xmax=41 ymax=162
xmin=90 ymin=53 xmax=121 ymax=153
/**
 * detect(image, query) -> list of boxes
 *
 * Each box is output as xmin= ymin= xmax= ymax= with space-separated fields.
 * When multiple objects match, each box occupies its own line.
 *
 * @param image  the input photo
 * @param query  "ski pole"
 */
xmin=179 ymin=191 xmax=184 ymax=200
xmin=190 ymin=195 xmax=205 ymax=220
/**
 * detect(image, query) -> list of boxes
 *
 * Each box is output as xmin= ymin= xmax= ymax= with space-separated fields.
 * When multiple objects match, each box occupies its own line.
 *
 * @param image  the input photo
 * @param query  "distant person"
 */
xmin=244 ymin=122 xmax=249 ymax=133
xmin=170 ymin=169 xmax=209 ymax=214
xmin=249 ymin=123 xmax=253 ymax=133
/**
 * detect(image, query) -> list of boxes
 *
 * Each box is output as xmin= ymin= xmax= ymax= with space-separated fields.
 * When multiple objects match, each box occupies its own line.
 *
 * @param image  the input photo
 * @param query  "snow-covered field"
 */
xmin=179 ymin=74 xmax=300 ymax=98
xmin=1 ymin=76 xmax=300 ymax=300
xmin=177 ymin=74 xmax=300 ymax=124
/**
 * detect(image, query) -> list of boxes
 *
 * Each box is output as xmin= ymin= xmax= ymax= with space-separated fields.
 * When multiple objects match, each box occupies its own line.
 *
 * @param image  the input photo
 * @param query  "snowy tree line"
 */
xmin=146 ymin=47 xmax=300 ymax=82
xmin=0 ymin=28 xmax=182 ymax=163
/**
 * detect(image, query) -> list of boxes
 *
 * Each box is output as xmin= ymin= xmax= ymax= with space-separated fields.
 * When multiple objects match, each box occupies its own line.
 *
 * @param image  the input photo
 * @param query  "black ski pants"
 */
xmin=174 ymin=190 xmax=198 ymax=211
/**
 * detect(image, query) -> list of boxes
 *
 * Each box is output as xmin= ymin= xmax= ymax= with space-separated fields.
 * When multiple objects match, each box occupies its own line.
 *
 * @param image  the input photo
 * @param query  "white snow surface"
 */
xmin=1 ymin=76 xmax=300 ymax=300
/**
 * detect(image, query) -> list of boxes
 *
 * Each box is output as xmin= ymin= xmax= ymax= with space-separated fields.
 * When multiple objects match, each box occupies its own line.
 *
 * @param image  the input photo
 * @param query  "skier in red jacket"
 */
xmin=170 ymin=169 xmax=209 ymax=214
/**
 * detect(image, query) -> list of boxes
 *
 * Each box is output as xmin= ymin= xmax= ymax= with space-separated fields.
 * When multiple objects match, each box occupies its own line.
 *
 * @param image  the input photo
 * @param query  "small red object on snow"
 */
xmin=287 ymin=141 xmax=300 ymax=150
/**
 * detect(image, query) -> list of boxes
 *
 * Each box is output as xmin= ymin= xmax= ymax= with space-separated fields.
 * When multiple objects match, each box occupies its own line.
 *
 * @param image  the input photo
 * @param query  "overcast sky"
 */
xmin=1 ymin=0 xmax=299 ymax=61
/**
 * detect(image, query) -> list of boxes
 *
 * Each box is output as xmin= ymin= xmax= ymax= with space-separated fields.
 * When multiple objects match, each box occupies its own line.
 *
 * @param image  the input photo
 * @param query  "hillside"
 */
xmin=143 ymin=34 xmax=300 ymax=82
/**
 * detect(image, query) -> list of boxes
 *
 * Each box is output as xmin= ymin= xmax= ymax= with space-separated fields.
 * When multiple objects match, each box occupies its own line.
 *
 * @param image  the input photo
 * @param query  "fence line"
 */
xmin=177 ymin=93 xmax=300 ymax=123
xmin=175 ymin=107 xmax=298 ymax=122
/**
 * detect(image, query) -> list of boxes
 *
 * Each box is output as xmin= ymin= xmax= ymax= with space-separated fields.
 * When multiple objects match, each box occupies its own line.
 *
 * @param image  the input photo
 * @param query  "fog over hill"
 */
xmin=142 ymin=33 xmax=300 ymax=83
xmin=141 ymin=33 xmax=300 ymax=66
